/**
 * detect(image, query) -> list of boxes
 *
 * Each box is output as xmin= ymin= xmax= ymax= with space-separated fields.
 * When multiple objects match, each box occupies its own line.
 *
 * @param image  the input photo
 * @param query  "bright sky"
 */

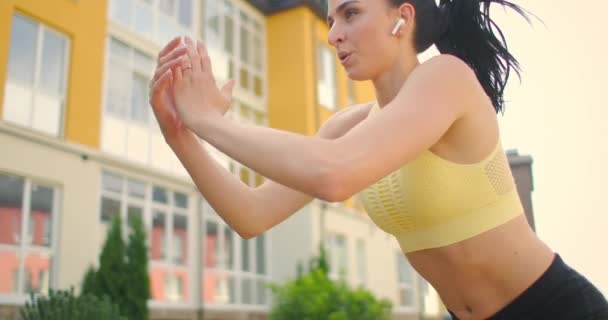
xmin=493 ymin=1 xmax=608 ymax=294
xmin=420 ymin=0 xmax=608 ymax=296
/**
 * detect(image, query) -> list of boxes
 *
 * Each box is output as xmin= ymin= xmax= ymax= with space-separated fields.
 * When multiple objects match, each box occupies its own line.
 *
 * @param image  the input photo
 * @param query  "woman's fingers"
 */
xmin=157 ymin=36 xmax=182 ymax=62
xmin=196 ymin=40 xmax=213 ymax=75
xmin=149 ymin=69 xmax=173 ymax=113
xmin=151 ymin=56 xmax=185 ymax=88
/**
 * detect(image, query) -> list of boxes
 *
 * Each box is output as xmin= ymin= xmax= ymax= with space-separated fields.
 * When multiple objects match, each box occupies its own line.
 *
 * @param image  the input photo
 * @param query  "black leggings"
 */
xmin=449 ymin=254 xmax=608 ymax=320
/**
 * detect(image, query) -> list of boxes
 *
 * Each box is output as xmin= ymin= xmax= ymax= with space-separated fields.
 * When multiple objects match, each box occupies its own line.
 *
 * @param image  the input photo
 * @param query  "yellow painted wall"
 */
xmin=267 ymin=7 xmax=318 ymax=135
xmin=0 ymin=0 xmax=107 ymax=148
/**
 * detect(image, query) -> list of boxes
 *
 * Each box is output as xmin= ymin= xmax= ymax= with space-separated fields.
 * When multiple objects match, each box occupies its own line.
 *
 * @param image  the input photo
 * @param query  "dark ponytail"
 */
xmin=391 ymin=0 xmax=532 ymax=113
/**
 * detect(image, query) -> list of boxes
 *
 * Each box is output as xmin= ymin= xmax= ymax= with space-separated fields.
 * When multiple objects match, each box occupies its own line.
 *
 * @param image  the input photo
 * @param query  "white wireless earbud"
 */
xmin=391 ymin=18 xmax=406 ymax=36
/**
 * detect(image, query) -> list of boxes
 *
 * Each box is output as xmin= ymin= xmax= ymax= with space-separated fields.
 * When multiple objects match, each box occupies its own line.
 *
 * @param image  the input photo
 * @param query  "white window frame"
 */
xmin=99 ymin=171 xmax=194 ymax=307
xmin=202 ymin=201 xmax=271 ymax=310
xmin=0 ymin=172 xmax=61 ymax=305
xmin=317 ymin=44 xmax=338 ymax=111
xmin=326 ymin=233 xmax=348 ymax=281
xmin=2 ymin=13 xmax=70 ymax=137
xmin=396 ymin=252 xmax=420 ymax=312
xmin=108 ymin=0 xmax=199 ymax=45
xmin=355 ymin=238 xmax=366 ymax=287
xmin=100 ymin=35 xmax=189 ymax=177
xmin=202 ymin=0 xmax=267 ymax=109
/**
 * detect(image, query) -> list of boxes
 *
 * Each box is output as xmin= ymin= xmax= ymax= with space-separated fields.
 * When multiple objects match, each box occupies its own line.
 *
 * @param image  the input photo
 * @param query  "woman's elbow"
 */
xmin=314 ymin=170 xmax=352 ymax=203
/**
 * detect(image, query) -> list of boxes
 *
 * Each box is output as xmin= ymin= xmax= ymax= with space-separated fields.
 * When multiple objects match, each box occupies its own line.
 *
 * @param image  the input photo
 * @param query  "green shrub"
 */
xmin=20 ymin=288 xmax=126 ymax=320
xmin=269 ymin=245 xmax=393 ymax=320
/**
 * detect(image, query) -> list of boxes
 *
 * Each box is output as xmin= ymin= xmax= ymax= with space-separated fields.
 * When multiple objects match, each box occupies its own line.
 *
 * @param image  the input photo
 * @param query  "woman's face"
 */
xmin=326 ymin=0 xmax=407 ymax=80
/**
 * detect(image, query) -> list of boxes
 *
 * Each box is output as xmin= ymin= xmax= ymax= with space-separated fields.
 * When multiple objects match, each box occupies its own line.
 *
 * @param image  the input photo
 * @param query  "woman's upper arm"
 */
xmin=248 ymin=102 xmax=374 ymax=235
xmin=327 ymin=55 xmax=479 ymax=200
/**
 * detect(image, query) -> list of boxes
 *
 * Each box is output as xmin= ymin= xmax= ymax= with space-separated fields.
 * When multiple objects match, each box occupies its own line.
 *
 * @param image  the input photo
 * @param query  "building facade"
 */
xmin=0 ymin=1 xmax=534 ymax=320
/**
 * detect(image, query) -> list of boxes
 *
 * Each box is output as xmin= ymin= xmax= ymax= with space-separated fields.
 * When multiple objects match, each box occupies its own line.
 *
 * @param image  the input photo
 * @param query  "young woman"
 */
xmin=148 ymin=0 xmax=608 ymax=319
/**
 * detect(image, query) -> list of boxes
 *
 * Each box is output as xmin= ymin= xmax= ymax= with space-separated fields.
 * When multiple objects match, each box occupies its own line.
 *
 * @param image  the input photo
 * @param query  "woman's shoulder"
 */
xmin=409 ymin=54 xmax=484 ymax=106
xmin=415 ymin=54 xmax=477 ymax=82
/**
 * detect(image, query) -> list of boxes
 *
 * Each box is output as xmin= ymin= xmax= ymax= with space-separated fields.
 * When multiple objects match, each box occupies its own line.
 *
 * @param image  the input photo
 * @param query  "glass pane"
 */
xmin=239 ymin=167 xmax=249 ymax=186
xmin=398 ymin=254 xmax=412 ymax=284
xmin=110 ymin=38 xmax=131 ymax=61
xmin=255 ymin=234 xmax=265 ymax=275
xmin=178 ymin=0 xmax=192 ymax=27
xmin=23 ymin=252 xmax=51 ymax=295
xmin=151 ymin=211 xmax=167 ymax=261
xmin=239 ymin=68 xmax=249 ymax=89
xmin=102 ymin=172 xmax=123 ymax=193
xmin=8 ymin=14 xmax=37 ymax=86
xmin=173 ymin=192 xmax=188 ymax=209
xmin=0 ymin=174 xmax=24 ymax=245
xmin=228 ymin=60 xmax=234 ymax=79
xmin=241 ymin=238 xmax=250 ymax=272
xmin=127 ymin=179 xmax=146 ymax=199
xmin=224 ymin=226 xmax=234 ymax=270
xmin=110 ymin=0 xmax=131 ymax=25
xmin=337 ymin=236 xmax=347 ymax=276
xmin=224 ymin=16 xmax=233 ymax=54
xmin=240 ymin=26 xmax=249 ymax=63
xmin=205 ymin=0 xmax=220 ymax=47
xmin=30 ymin=184 xmax=54 ymax=247
xmin=153 ymin=186 xmax=168 ymax=204
xmin=256 ymin=279 xmax=267 ymax=305
xmin=253 ymin=111 xmax=265 ymax=126
xmin=357 ymin=240 xmax=366 ymax=285
xmin=204 ymin=221 xmax=219 ymax=268
xmin=100 ymin=197 xmax=121 ymax=222
xmin=130 ymin=73 xmax=149 ymax=124
xmin=127 ymin=205 xmax=143 ymax=225
xmin=255 ymin=174 xmax=264 ymax=187
xmin=253 ymin=76 xmax=262 ymax=97
xmin=172 ymin=214 xmax=188 ymax=265
xmin=40 ymin=29 xmax=66 ymax=94
xmin=133 ymin=50 xmax=154 ymax=72
xmin=400 ymin=288 xmax=414 ymax=307
xmin=203 ymin=272 xmax=235 ymax=304
xmin=150 ymin=267 xmax=166 ymax=301
xmin=135 ymin=1 xmax=154 ymax=37
xmin=0 ymin=249 xmax=20 ymax=293
xmin=165 ymin=272 xmax=187 ymax=302
xmin=159 ymin=0 xmax=175 ymax=16
xmin=242 ymin=277 xmax=253 ymax=304
xmin=106 ymin=61 xmax=130 ymax=118
xmin=253 ymin=36 xmax=262 ymax=70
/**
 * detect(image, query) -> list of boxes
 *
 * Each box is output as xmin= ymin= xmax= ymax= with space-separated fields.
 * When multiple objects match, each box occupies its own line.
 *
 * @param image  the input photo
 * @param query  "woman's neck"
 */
xmin=373 ymin=55 xmax=420 ymax=108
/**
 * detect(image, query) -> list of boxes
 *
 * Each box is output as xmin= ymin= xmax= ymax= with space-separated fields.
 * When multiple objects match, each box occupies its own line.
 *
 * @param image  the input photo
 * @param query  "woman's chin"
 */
xmin=346 ymin=67 xmax=370 ymax=81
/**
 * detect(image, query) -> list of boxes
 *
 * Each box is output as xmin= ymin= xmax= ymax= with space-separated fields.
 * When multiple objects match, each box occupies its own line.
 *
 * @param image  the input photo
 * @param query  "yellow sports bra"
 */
xmin=358 ymin=103 xmax=524 ymax=253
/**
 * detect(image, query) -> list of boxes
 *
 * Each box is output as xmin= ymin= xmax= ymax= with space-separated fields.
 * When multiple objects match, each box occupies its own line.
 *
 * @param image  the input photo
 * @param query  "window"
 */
xmin=109 ymin=0 xmax=195 ymax=44
xmin=397 ymin=253 xmax=417 ymax=309
xmin=0 ymin=173 xmax=57 ymax=297
xmin=102 ymin=37 xmax=184 ymax=175
xmin=346 ymin=79 xmax=356 ymax=106
xmin=202 ymin=202 xmax=269 ymax=306
xmin=326 ymin=233 xmax=348 ymax=280
xmin=317 ymin=45 xmax=337 ymax=110
xmin=202 ymin=0 xmax=266 ymax=101
xmin=355 ymin=239 xmax=366 ymax=287
xmin=3 ymin=13 xmax=70 ymax=136
xmin=99 ymin=171 xmax=191 ymax=304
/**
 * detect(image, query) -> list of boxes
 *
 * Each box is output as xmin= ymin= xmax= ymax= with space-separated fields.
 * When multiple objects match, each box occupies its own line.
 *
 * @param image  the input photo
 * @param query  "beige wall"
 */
xmin=0 ymin=126 xmax=101 ymax=290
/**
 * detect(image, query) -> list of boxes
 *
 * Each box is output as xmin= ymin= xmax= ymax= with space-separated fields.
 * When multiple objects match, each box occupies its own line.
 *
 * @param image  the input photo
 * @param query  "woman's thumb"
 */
xmin=220 ymin=79 xmax=236 ymax=100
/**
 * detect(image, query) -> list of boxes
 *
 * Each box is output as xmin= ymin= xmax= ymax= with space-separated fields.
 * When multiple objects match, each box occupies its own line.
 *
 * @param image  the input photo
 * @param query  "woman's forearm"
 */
xmin=168 ymin=132 xmax=263 ymax=238
xmin=190 ymin=115 xmax=344 ymax=201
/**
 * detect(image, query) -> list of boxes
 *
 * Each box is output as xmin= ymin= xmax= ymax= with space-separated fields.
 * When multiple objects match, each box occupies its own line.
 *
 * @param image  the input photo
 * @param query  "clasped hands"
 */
xmin=148 ymin=36 xmax=236 ymax=143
